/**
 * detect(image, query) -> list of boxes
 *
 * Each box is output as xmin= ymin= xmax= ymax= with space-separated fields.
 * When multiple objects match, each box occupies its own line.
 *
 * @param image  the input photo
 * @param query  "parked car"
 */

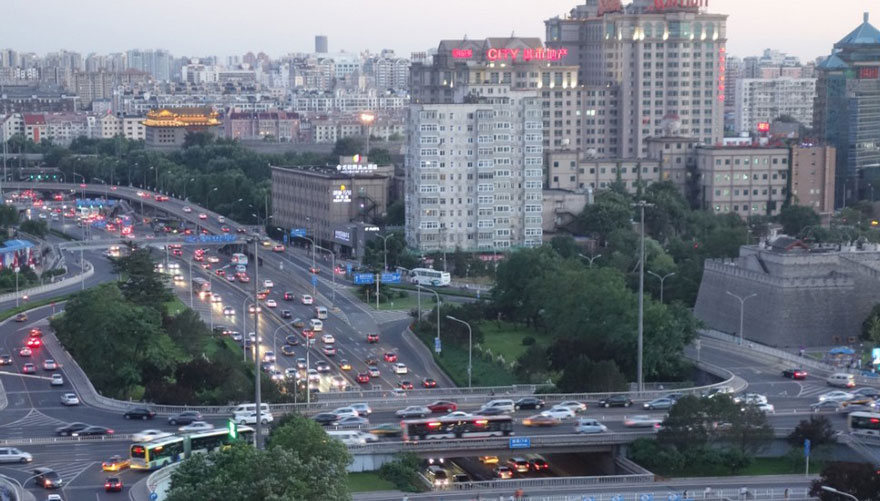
xmin=599 ymin=395 xmax=633 ymax=408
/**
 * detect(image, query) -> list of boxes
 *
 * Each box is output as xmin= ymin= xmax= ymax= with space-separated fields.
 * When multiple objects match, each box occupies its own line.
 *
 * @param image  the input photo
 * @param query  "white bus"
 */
xmin=231 ymin=253 xmax=248 ymax=266
xmin=409 ymin=268 xmax=451 ymax=287
xmin=848 ymin=411 xmax=880 ymax=437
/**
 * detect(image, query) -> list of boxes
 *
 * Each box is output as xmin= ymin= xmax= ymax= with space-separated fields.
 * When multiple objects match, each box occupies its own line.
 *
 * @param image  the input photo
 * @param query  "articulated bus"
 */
xmin=849 ymin=411 xmax=880 ymax=437
xmin=192 ymin=278 xmax=211 ymax=298
xmin=130 ymin=426 xmax=254 ymax=471
xmin=408 ymin=268 xmax=451 ymax=287
xmin=401 ymin=415 xmax=513 ymax=441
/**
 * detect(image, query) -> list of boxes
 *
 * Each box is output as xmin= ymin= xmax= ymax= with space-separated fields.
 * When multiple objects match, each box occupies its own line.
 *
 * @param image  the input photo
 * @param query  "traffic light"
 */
xmin=227 ymin=419 xmax=238 ymax=439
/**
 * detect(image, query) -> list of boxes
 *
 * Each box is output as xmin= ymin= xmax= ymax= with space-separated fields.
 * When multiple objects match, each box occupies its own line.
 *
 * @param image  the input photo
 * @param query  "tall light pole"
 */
xmin=300 ymin=236 xmax=318 ymax=295
xmin=183 ymin=177 xmax=195 ymax=201
xmin=315 ymin=244 xmax=336 ymax=306
xmin=252 ymin=238 xmax=262 ymax=449
xmin=188 ymin=259 xmax=194 ymax=308
xmin=376 ymin=233 xmax=394 ymax=271
xmin=726 ymin=291 xmax=757 ymax=346
xmin=634 ymin=200 xmax=653 ymax=393
xmin=647 ymin=271 xmax=675 ymax=304
xmin=446 ymin=315 xmax=472 ymax=387
xmin=820 ymin=486 xmax=859 ymax=501
xmin=578 ymin=252 xmax=602 ymax=268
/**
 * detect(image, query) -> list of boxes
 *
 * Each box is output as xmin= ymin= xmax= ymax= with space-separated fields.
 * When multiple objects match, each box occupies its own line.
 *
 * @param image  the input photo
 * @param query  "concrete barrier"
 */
xmin=0 ymin=260 xmax=93 ymax=304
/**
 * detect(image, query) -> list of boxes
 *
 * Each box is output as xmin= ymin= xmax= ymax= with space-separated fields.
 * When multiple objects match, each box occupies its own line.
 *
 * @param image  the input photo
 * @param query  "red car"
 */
xmin=21 ymin=363 xmax=35 ymax=374
xmin=283 ymin=292 xmax=293 ymax=301
xmin=26 ymin=337 xmax=41 ymax=348
xmin=399 ymin=381 xmax=414 ymax=390
xmin=171 ymin=249 xmax=182 ymax=256
xmin=105 ymin=476 xmax=123 ymax=492
xmin=782 ymin=369 xmax=808 ymax=380
xmin=383 ymin=353 xmax=398 ymax=363
xmin=154 ymin=195 xmax=168 ymax=202
xmin=366 ymin=333 xmax=379 ymax=343
xmin=309 ymin=266 xmax=320 ymax=274
xmin=356 ymin=373 xmax=370 ymax=384
xmin=427 ymin=401 xmax=457 ymax=413
xmin=302 ymin=329 xmax=315 ymax=339
xmin=216 ymin=269 xmax=226 ymax=277
xmin=221 ymin=226 xmax=230 ymax=233
xmin=423 ymin=378 xmax=437 ymax=388
xmin=28 ymin=328 xmax=42 ymax=338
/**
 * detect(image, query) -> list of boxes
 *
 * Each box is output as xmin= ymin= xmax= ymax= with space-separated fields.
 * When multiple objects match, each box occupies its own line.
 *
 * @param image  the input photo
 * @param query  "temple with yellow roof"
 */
xmin=142 ymin=107 xmax=222 ymax=148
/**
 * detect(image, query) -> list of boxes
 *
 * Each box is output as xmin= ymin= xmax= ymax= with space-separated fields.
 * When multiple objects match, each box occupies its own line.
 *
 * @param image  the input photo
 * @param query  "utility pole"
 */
xmin=634 ymin=200 xmax=653 ymax=394
xmin=726 ymin=291 xmax=757 ymax=346
xmin=252 ymin=238 xmax=262 ymax=448
xmin=647 ymin=271 xmax=675 ymax=304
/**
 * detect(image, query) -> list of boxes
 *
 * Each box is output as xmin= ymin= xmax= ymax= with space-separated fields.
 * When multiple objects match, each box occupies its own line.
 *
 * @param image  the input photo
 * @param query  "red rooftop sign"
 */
xmin=452 ymin=48 xmax=569 ymax=62
xmin=653 ymin=0 xmax=708 ymax=9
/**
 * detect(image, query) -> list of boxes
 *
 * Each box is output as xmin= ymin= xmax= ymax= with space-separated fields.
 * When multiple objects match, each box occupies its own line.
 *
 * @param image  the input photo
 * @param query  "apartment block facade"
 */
xmin=734 ymin=78 xmax=816 ymax=134
xmin=697 ymin=146 xmax=789 ymax=218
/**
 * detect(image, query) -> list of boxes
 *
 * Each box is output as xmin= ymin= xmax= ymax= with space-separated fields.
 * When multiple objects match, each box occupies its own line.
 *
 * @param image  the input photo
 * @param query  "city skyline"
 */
xmin=1 ymin=0 xmax=872 ymax=62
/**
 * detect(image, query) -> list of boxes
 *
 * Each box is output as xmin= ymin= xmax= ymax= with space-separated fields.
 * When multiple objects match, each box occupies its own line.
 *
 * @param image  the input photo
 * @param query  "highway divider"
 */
xmin=0 ymin=433 xmax=133 ymax=447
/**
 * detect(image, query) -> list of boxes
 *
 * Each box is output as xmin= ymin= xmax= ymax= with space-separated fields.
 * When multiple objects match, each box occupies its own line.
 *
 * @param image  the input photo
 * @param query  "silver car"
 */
xmin=0 ymin=447 xmax=32 ymax=463
xmin=643 ymin=398 xmax=676 ymax=410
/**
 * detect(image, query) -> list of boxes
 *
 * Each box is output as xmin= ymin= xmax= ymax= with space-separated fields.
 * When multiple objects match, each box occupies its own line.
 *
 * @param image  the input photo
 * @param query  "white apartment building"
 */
xmin=406 ymin=86 xmax=544 ymax=252
xmin=734 ymin=78 xmax=816 ymax=134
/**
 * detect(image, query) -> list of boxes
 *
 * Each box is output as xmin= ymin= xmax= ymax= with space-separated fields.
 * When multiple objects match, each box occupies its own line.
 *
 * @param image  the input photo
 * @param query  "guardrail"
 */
xmin=0 ymin=260 xmax=93 ymax=304
xmin=146 ymin=461 xmax=179 ymax=500
xmin=0 ymin=433 xmax=132 ymax=447
xmin=451 ymin=473 xmax=655 ymax=491
xmin=348 ymin=431 xmax=658 ymax=454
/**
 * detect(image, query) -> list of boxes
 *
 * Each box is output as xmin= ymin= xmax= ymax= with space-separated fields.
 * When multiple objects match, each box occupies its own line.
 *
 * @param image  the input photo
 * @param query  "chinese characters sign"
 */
xmin=452 ymin=48 xmax=569 ymax=62
xmin=332 ymin=184 xmax=352 ymax=203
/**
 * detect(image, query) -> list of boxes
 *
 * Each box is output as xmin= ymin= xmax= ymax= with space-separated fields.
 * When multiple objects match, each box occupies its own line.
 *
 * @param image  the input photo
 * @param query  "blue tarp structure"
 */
xmin=829 ymin=346 xmax=855 ymax=355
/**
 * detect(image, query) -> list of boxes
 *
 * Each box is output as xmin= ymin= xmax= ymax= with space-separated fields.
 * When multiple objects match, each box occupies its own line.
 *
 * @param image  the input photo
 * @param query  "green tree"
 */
xmin=111 ymin=248 xmax=173 ymax=313
xmin=862 ymin=304 xmax=880 ymax=342
xmin=333 ymin=137 xmax=364 ymax=157
xmin=778 ymin=205 xmax=820 ymax=236
xmin=182 ymin=131 xmax=215 ymax=149
xmin=550 ymin=234 xmax=579 ymax=258
xmin=378 ymin=453 xmax=423 ymax=492
xmin=578 ymin=191 xmax=632 ymax=244
xmin=19 ymin=219 xmax=48 ymax=238
xmin=513 ymin=345 xmax=550 ymax=383
xmin=809 ymin=462 xmax=880 ymax=501
xmin=167 ymin=441 xmax=352 ymax=501
xmin=492 ymin=246 xmax=561 ymax=326
xmin=788 ymin=416 xmax=837 ymax=448
xmin=0 ymin=204 xmax=19 ymax=228
xmin=385 ymin=199 xmax=405 ymax=226
xmin=367 ymin=147 xmax=392 ymax=165
xmin=265 ymin=413 xmax=351 ymax=472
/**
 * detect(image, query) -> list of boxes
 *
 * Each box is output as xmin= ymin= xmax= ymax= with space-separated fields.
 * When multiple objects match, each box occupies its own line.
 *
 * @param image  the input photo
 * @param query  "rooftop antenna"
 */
xmin=511 ymin=30 xmax=516 ymax=38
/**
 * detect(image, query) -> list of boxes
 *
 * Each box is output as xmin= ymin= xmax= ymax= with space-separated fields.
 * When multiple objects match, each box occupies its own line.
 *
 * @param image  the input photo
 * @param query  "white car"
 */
xmin=574 ymin=418 xmax=608 ymax=434
xmin=301 ymin=294 xmax=314 ymax=305
xmin=265 ymin=299 xmax=277 ymax=308
xmin=217 ymin=216 xmax=226 ymax=223
xmin=223 ymin=306 xmax=235 ymax=316
xmin=541 ymin=406 xmax=576 ymax=420
xmin=132 ymin=429 xmax=173 ymax=442
xmin=50 ymin=374 xmax=63 ymax=386
xmin=179 ymin=421 xmax=214 ymax=432
xmin=307 ymin=369 xmax=321 ymax=383
xmin=0 ymin=447 xmax=32 ymax=463
xmin=235 ymin=411 xmax=273 ymax=425
xmin=735 ymin=393 xmax=768 ymax=405
xmin=263 ymin=351 xmax=276 ymax=363
xmin=173 ymin=274 xmax=185 ymax=282
xmin=182 ymin=206 xmax=192 ymax=213
xmin=60 ymin=393 xmax=79 ymax=406
xmin=555 ymin=400 xmax=587 ymax=413
xmin=331 ymin=407 xmax=360 ymax=418
xmin=395 ymin=406 xmax=430 ymax=418
xmin=446 ymin=411 xmax=473 ymax=418
xmin=321 ymin=333 xmax=335 ymax=344
xmin=350 ymin=403 xmax=372 ymax=416
xmin=211 ymin=293 xmax=222 ymax=303
xmin=392 ymin=363 xmax=408 ymax=375
xmin=623 ymin=415 xmax=664 ymax=428
xmin=754 ymin=403 xmax=775 ymax=414
xmin=818 ymin=391 xmax=855 ymax=403
xmin=42 ymin=359 xmax=57 ymax=370
xmin=263 ymin=279 xmax=274 ymax=288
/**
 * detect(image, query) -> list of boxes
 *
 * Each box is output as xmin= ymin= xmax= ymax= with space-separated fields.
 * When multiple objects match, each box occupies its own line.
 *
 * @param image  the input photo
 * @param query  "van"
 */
xmin=827 ymin=373 xmax=856 ymax=388
xmin=425 ymin=465 xmax=450 ymax=487
xmin=315 ymin=306 xmax=328 ymax=320
xmin=326 ymin=430 xmax=366 ymax=446
xmin=232 ymin=403 xmax=270 ymax=415
xmin=479 ymin=399 xmax=515 ymax=414
xmin=309 ymin=319 xmax=324 ymax=332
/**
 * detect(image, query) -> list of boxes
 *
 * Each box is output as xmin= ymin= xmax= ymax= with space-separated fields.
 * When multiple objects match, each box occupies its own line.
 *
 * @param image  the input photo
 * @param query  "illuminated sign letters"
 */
xmin=653 ymin=0 xmax=708 ymax=9
xmin=451 ymin=48 xmax=569 ymax=62
xmin=332 ymin=184 xmax=352 ymax=203
xmin=860 ymin=67 xmax=879 ymax=79
xmin=452 ymin=49 xmax=473 ymax=59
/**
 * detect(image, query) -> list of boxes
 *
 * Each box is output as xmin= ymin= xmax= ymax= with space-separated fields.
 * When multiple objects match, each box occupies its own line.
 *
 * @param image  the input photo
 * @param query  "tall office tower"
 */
xmin=406 ymin=38 xmax=577 ymax=252
xmin=126 ymin=49 xmax=173 ymax=82
xmin=315 ymin=35 xmax=328 ymax=54
xmin=814 ymin=12 xmax=880 ymax=207
xmin=545 ymin=0 xmax=727 ymax=157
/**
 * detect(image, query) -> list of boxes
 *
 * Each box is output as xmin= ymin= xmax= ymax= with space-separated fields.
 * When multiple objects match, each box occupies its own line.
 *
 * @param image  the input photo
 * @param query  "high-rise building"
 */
xmin=545 ymin=0 xmax=728 ymax=156
xmin=814 ymin=12 xmax=880 ymax=206
xmin=126 ymin=49 xmax=173 ymax=82
xmin=315 ymin=35 xmax=328 ymax=54
xmin=791 ymin=144 xmax=836 ymax=217
xmin=734 ymin=78 xmax=816 ymax=134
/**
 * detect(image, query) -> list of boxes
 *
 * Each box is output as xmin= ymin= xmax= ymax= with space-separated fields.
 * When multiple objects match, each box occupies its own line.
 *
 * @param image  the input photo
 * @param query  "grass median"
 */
xmin=413 ymin=327 xmax=518 ymax=387
xmin=0 ymin=294 xmax=73 ymax=322
xmin=347 ymin=472 xmax=395 ymax=492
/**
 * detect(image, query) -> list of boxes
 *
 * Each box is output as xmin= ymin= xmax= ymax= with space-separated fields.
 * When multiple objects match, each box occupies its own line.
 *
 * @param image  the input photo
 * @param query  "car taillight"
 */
xmin=107 ymin=429 xmax=114 ymax=434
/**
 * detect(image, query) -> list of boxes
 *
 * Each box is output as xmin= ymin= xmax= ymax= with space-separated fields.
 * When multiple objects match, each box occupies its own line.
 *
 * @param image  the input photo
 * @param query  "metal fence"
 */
xmin=0 ymin=434 xmax=132 ymax=447
xmin=358 ymin=487 xmax=815 ymax=501
xmin=450 ymin=473 xmax=655 ymax=491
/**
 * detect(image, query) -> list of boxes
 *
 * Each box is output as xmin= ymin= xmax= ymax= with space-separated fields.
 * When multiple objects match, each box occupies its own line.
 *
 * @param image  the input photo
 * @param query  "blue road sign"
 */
xmin=150 ymin=493 xmax=158 ymax=501
xmin=434 ymin=337 xmax=441 ymax=354
xmin=353 ymin=273 xmax=374 ymax=285
xmin=640 ymin=494 xmax=654 ymax=501
xmin=509 ymin=437 xmax=531 ymax=449
xmin=611 ymin=495 xmax=625 ymax=501
xmin=582 ymin=497 xmax=596 ymax=501
xmin=668 ymin=495 xmax=681 ymax=501
xmin=185 ymin=234 xmax=237 ymax=244
xmin=804 ymin=438 xmax=811 ymax=457
xmin=290 ymin=228 xmax=307 ymax=237
xmin=311 ymin=276 xmax=318 ymax=286
xmin=381 ymin=272 xmax=401 ymax=283
xmin=346 ymin=264 xmax=352 ymax=274
xmin=283 ymin=234 xmax=289 ymax=244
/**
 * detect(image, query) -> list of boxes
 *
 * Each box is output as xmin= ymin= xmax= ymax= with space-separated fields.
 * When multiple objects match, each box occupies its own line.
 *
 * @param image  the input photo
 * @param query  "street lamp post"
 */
xmin=820 ymin=486 xmax=859 ymax=501
xmin=315 ymin=244 xmax=336 ymax=306
xmin=647 ymin=271 xmax=675 ymax=304
xmin=419 ymin=285 xmax=441 ymax=354
xmin=633 ymin=200 xmax=653 ymax=393
xmin=376 ymin=233 xmax=394 ymax=271
xmin=183 ymin=177 xmax=195 ymax=201
xmin=578 ymin=252 xmax=602 ymax=268
xmin=241 ymin=297 xmax=253 ymax=363
xmin=300 ymin=236 xmax=318 ymax=296
xmin=446 ymin=315 xmax=472 ymax=387
xmin=726 ymin=291 xmax=757 ymax=346
xmin=252 ymin=238 xmax=262 ymax=449
xmin=188 ymin=259 xmax=194 ymax=308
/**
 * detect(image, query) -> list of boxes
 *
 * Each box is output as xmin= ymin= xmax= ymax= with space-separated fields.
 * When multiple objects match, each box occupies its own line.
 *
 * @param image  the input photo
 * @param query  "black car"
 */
xmin=0 ymin=354 xmax=11 ymax=365
xmin=123 ymin=407 xmax=156 ymax=420
xmin=168 ymin=411 xmax=202 ymax=425
xmin=73 ymin=426 xmax=114 ymax=437
xmin=477 ymin=406 xmax=507 ymax=416
xmin=55 ymin=422 xmax=89 ymax=436
xmin=32 ymin=467 xmax=62 ymax=489
xmin=285 ymin=335 xmax=300 ymax=346
xmin=211 ymin=325 xmax=229 ymax=336
xmin=312 ymin=413 xmax=340 ymax=426
xmin=514 ymin=397 xmax=545 ymax=410
xmin=105 ymin=476 xmax=123 ymax=492
xmin=281 ymin=310 xmax=292 ymax=319
xmin=599 ymin=395 xmax=633 ymax=408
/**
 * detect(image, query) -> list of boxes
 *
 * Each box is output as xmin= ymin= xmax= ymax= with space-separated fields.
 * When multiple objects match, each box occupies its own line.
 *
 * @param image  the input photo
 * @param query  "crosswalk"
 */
xmin=797 ymin=383 xmax=837 ymax=399
xmin=8 ymin=459 xmax=96 ymax=483
xmin=0 ymin=408 xmax=68 ymax=434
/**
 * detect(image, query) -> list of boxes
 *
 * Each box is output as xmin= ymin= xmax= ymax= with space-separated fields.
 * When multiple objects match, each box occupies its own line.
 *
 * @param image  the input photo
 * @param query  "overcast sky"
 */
xmin=1 ymin=0 xmax=874 ymax=62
